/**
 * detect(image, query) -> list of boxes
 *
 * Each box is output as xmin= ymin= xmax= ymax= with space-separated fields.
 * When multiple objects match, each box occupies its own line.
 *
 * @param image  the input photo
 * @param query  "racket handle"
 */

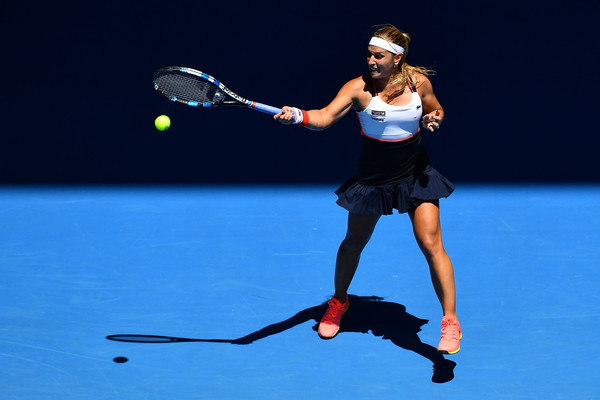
xmin=251 ymin=101 xmax=299 ymax=122
xmin=250 ymin=101 xmax=283 ymax=115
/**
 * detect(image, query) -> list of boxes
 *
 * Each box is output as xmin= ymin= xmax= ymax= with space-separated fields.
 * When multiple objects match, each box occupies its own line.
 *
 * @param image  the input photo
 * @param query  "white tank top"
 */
xmin=357 ymin=88 xmax=422 ymax=142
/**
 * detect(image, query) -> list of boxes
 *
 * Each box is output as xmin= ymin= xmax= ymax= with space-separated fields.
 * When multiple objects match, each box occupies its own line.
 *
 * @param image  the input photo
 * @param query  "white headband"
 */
xmin=369 ymin=37 xmax=404 ymax=55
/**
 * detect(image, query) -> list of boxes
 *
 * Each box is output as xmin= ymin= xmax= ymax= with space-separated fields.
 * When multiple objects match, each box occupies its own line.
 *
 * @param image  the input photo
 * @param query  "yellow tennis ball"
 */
xmin=154 ymin=115 xmax=171 ymax=131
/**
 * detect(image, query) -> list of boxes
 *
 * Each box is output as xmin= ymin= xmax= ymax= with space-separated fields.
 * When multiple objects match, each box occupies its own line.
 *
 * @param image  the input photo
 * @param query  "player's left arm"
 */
xmin=415 ymin=73 xmax=445 ymax=132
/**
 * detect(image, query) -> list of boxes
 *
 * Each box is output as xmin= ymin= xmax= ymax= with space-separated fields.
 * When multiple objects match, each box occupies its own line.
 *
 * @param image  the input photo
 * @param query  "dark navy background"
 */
xmin=1 ymin=0 xmax=596 ymax=184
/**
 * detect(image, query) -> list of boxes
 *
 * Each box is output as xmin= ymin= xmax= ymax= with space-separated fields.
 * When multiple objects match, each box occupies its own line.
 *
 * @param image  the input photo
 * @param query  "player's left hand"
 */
xmin=422 ymin=110 xmax=443 ymax=132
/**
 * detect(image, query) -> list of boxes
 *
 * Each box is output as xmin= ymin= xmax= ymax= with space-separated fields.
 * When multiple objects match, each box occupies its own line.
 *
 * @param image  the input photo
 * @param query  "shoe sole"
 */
xmin=438 ymin=346 xmax=460 ymax=355
xmin=318 ymin=328 xmax=340 ymax=340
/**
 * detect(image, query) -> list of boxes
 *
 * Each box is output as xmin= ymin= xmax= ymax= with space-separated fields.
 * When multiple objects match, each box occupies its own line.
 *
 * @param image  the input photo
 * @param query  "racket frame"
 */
xmin=153 ymin=66 xmax=283 ymax=115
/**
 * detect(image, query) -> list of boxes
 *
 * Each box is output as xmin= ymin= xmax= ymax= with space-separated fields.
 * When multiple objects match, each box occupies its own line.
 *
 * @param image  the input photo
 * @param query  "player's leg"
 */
xmin=333 ymin=212 xmax=381 ymax=301
xmin=318 ymin=212 xmax=380 ymax=339
xmin=409 ymin=200 xmax=461 ymax=354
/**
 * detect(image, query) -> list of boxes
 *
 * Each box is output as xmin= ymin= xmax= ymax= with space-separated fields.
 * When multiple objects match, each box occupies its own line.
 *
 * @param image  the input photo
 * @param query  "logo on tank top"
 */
xmin=370 ymin=110 xmax=386 ymax=122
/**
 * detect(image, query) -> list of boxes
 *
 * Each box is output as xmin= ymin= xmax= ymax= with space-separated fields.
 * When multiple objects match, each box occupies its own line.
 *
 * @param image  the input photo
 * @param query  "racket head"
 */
xmin=152 ymin=67 xmax=249 ymax=108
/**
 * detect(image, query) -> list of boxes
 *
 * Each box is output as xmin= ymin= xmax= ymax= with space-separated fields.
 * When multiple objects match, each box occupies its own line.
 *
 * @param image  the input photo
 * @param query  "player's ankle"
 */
xmin=333 ymin=293 xmax=348 ymax=303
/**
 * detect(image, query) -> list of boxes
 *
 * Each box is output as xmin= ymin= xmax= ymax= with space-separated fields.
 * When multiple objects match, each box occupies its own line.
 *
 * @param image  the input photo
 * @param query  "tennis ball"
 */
xmin=154 ymin=115 xmax=171 ymax=131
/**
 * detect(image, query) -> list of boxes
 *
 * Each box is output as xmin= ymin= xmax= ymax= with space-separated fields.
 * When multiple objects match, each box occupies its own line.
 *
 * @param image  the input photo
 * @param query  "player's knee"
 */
xmin=341 ymin=234 xmax=371 ymax=253
xmin=417 ymin=234 xmax=444 ymax=259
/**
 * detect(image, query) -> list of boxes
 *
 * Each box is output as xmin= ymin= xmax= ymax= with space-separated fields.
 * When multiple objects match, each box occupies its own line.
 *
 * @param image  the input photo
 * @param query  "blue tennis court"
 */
xmin=1 ymin=184 xmax=598 ymax=399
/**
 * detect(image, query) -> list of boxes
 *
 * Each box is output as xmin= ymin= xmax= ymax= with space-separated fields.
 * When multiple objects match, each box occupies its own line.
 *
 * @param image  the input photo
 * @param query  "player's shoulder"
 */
xmin=412 ymin=72 xmax=431 ymax=87
xmin=341 ymin=74 xmax=370 ymax=94
xmin=411 ymin=72 xmax=434 ymax=96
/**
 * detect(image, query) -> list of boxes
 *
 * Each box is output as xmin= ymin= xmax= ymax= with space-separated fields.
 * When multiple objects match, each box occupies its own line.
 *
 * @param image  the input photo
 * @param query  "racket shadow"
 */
xmin=106 ymin=335 xmax=233 ymax=344
xmin=106 ymin=295 xmax=455 ymax=383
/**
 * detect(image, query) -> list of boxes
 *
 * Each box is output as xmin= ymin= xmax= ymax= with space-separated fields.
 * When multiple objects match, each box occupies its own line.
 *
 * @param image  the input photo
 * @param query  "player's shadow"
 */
xmin=107 ymin=295 xmax=456 ymax=383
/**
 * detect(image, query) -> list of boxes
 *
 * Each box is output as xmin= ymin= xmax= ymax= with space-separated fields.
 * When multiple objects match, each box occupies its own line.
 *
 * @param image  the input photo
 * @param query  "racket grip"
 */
xmin=251 ymin=101 xmax=283 ymax=115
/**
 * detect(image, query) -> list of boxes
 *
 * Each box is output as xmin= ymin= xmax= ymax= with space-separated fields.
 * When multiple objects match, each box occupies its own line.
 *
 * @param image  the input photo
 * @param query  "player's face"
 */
xmin=367 ymin=46 xmax=401 ymax=79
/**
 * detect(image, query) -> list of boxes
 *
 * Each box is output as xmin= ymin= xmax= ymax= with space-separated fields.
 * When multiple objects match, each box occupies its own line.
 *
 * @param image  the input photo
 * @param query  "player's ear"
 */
xmin=394 ymin=53 xmax=402 ymax=66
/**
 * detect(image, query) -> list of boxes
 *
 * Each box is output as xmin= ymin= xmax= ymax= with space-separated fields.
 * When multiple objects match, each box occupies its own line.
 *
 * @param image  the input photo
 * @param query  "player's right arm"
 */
xmin=275 ymin=77 xmax=365 ymax=131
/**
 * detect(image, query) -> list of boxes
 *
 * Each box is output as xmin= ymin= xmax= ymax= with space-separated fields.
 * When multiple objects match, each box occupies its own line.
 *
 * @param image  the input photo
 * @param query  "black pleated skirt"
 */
xmin=335 ymin=133 xmax=455 ymax=215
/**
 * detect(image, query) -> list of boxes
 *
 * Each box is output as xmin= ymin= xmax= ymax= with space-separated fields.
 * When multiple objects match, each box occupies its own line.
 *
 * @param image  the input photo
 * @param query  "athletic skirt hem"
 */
xmin=335 ymin=167 xmax=455 ymax=215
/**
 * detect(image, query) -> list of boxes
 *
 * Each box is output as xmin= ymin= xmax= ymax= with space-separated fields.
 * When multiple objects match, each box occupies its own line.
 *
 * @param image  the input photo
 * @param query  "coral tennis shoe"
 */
xmin=438 ymin=316 xmax=462 ymax=354
xmin=318 ymin=296 xmax=349 ymax=339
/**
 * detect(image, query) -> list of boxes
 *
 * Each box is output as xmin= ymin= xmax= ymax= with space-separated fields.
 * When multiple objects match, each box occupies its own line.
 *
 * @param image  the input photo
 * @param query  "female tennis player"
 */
xmin=275 ymin=25 xmax=461 ymax=354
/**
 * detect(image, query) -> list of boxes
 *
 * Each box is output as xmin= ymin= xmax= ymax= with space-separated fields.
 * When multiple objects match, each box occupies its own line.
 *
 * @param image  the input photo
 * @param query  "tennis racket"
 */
xmin=153 ymin=66 xmax=292 ymax=117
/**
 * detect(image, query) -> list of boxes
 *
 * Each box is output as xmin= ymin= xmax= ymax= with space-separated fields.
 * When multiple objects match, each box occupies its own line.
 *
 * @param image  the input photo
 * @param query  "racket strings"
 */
xmin=154 ymin=71 xmax=224 ymax=104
